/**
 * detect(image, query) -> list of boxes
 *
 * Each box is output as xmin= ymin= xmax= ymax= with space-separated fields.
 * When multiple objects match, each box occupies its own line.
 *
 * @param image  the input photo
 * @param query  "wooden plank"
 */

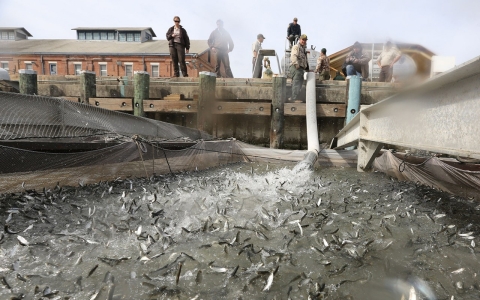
xmin=90 ymin=97 xmax=133 ymax=111
xmin=284 ymin=103 xmax=346 ymax=117
xmin=144 ymin=100 xmax=198 ymax=113
xmin=163 ymin=93 xmax=184 ymax=100
xmin=212 ymin=102 xmax=271 ymax=116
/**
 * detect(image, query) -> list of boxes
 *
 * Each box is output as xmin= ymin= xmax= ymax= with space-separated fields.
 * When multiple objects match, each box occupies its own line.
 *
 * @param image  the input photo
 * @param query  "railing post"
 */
xmin=19 ymin=69 xmax=38 ymax=95
xmin=270 ymin=75 xmax=286 ymax=148
xmin=197 ymin=71 xmax=216 ymax=134
xmin=134 ymin=71 xmax=149 ymax=117
xmin=80 ymin=71 xmax=96 ymax=104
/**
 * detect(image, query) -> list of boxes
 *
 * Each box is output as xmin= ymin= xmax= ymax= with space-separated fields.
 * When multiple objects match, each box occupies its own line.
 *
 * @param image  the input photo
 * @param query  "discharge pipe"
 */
xmin=293 ymin=72 xmax=319 ymax=171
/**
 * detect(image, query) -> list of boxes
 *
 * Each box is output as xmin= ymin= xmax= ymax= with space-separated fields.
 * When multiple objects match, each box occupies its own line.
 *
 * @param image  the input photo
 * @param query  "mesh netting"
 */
xmin=373 ymin=151 xmax=480 ymax=198
xmin=0 ymin=91 xmax=361 ymax=193
xmin=0 ymin=91 xmax=211 ymax=141
xmin=0 ymin=140 xmax=246 ymax=193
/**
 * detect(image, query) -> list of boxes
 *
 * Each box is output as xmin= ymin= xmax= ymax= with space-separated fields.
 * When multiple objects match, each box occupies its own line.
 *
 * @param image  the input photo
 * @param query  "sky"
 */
xmin=1 ymin=0 xmax=480 ymax=78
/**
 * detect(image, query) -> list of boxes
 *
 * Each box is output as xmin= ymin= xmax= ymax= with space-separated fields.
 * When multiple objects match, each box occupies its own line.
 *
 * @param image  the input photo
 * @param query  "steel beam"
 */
xmin=334 ymin=55 xmax=480 ymax=171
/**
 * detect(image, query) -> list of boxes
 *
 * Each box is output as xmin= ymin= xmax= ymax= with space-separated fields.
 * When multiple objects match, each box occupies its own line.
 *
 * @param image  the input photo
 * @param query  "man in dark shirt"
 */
xmin=208 ymin=19 xmax=234 ymax=78
xmin=287 ymin=18 xmax=301 ymax=49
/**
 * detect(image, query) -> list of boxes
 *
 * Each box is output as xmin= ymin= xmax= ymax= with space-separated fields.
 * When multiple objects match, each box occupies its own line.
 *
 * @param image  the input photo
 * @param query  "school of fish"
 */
xmin=0 ymin=162 xmax=479 ymax=299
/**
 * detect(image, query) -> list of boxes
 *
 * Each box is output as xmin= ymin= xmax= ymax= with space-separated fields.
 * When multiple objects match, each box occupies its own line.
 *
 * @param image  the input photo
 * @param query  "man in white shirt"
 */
xmin=252 ymin=34 xmax=265 ymax=75
xmin=377 ymin=41 xmax=402 ymax=82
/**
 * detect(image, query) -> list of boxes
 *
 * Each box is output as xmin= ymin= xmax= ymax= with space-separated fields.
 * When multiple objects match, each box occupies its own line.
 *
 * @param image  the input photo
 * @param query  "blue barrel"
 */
xmin=345 ymin=75 xmax=362 ymax=124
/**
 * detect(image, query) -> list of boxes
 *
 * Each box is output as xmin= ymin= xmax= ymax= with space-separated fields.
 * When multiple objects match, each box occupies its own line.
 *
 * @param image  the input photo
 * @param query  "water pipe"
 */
xmin=293 ymin=72 xmax=319 ymax=171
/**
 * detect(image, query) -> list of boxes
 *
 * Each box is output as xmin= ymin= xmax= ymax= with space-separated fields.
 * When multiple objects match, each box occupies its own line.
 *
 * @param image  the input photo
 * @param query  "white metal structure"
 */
xmin=334 ymin=55 xmax=480 ymax=171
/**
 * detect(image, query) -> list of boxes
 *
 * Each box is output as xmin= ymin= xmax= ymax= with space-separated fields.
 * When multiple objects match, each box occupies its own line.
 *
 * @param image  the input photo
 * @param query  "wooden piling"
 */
xmin=270 ymin=75 xmax=286 ymax=148
xmin=134 ymin=71 xmax=149 ymax=117
xmin=80 ymin=71 xmax=96 ymax=104
xmin=197 ymin=71 xmax=216 ymax=134
xmin=19 ymin=69 xmax=37 ymax=95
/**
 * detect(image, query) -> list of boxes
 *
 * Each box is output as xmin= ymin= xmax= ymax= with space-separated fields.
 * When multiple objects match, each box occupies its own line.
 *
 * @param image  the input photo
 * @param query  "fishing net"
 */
xmin=373 ymin=151 xmax=480 ymax=198
xmin=0 ymin=91 xmax=360 ymax=193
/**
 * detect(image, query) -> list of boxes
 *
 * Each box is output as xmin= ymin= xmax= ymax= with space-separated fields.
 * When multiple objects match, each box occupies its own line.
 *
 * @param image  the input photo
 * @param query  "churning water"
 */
xmin=1 ymin=162 xmax=479 ymax=299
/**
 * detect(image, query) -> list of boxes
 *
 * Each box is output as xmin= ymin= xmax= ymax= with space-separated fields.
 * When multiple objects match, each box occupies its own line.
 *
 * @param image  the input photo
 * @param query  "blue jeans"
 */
xmin=346 ymin=65 xmax=362 ymax=77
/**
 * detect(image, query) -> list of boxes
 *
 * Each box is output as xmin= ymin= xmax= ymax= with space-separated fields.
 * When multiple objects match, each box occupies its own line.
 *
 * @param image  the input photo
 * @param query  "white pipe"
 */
xmin=293 ymin=72 xmax=319 ymax=171
xmin=305 ymin=72 xmax=320 ymax=154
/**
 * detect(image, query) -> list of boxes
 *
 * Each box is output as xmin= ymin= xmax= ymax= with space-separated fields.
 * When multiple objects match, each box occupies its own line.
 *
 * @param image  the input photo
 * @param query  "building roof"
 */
xmin=72 ymin=27 xmax=157 ymax=37
xmin=0 ymin=27 xmax=33 ymax=37
xmin=0 ymin=39 xmax=209 ymax=55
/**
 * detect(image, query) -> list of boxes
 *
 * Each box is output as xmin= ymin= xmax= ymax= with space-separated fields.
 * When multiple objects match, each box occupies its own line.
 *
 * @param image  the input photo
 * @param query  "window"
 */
xmin=49 ymin=63 xmax=57 ymax=75
xmin=126 ymin=33 xmax=133 ymax=42
xmin=78 ymin=32 xmax=85 ymax=40
xmin=93 ymin=32 xmax=100 ymax=40
xmin=25 ymin=63 xmax=33 ymax=70
xmin=119 ymin=33 xmax=126 ymax=41
xmin=145 ymin=32 xmax=152 ymax=41
xmin=134 ymin=33 xmax=140 ymax=42
xmin=1 ymin=62 xmax=8 ymax=70
xmin=74 ymin=63 xmax=82 ymax=75
xmin=86 ymin=32 xmax=93 ymax=40
xmin=125 ymin=64 xmax=133 ymax=76
xmin=108 ymin=32 xmax=115 ymax=40
xmin=99 ymin=64 xmax=107 ymax=76
xmin=100 ymin=32 xmax=107 ymax=40
xmin=8 ymin=32 xmax=14 ymax=40
xmin=1 ymin=32 xmax=7 ymax=40
xmin=151 ymin=64 xmax=159 ymax=77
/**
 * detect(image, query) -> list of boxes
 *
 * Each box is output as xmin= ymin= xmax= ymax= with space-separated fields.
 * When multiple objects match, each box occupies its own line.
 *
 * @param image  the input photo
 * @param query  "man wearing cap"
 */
xmin=252 ymin=34 xmax=265 ymax=76
xmin=343 ymin=41 xmax=371 ymax=80
xmin=315 ymin=48 xmax=330 ymax=80
xmin=287 ymin=18 xmax=301 ymax=49
xmin=289 ymin=34 xmax=309 ymax=102
xmin=208 ymin=19 xmax=234 ymax=78
xmin=377 ymin=41 xmax=402 ymax=82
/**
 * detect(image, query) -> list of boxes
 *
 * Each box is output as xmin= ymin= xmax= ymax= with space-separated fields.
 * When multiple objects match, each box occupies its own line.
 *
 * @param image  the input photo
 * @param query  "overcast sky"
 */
xmin=1 ymin=0 xmax=479 ymax=78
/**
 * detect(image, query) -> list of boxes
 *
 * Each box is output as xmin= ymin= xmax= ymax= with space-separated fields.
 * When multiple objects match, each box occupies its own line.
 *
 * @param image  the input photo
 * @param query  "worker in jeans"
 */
xmin=289 ymin=34 xmax=309 ymax=102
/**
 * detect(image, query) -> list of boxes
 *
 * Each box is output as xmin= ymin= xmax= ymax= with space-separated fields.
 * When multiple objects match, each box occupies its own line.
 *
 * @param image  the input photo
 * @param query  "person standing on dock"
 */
xmin=343 ymin=42 xmax=371 ymax=80
xmin=289 ymin=34 xmax=309 ymax=102
xmin=208 ymin=19 xmax=234 ymax=78
xmin=287 ymin=17 xmax=301 ymax=49
xmin=377 ymin=41 xmax=402 ymax=82
xmin=315 ymin=48 xmax=331 ymax=80
xmin=252 ymin=34 xmax=265 ymax=74
xmin=166 ymin=16 xmax=190 ymax=77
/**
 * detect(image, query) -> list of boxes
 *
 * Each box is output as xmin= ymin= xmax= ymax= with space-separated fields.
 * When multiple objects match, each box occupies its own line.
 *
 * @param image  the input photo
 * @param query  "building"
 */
xmin=328 ymin=42 xmax=436 ymax=82
xmin=0 ymin=27 xmax=216 ymax=78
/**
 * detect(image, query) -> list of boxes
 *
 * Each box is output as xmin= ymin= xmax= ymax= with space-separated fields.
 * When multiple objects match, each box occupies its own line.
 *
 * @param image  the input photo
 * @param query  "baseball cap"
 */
xmin=300 ymin=34 xmax=308 ymax=40
xmin=257 ymin=34 xmax=266 ymax=39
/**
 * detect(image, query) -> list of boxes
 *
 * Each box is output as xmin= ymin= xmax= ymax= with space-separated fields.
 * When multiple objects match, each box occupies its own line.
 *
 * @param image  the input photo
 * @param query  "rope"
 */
xmin=132 ymin=135 xmax=149 ymax=178
xmin=398 ymin=152 xmax=435 ymax=173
